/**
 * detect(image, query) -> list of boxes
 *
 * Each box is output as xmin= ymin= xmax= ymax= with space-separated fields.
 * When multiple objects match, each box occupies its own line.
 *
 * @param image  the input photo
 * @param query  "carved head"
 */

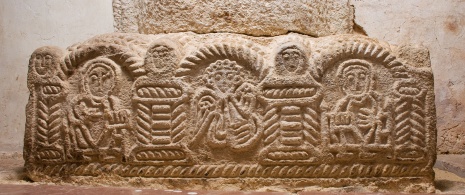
xmin=145 ymin=39 xmax=180 ymax=75
xmin=275 ymin=44 xmax=307 ymax=75
xmin=204 ymin=59 xmax=244 ymax=94
xmin=84 ymin=62 xmax=116 ymax=98
xmin=30 ymin=46 xmax=63 ymax=77
xmin=337 ymin=60 xmax=373 ymax=96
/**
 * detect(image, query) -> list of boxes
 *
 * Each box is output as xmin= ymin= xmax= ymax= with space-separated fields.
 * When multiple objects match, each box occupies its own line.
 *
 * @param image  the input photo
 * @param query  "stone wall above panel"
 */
xmin=24 ymin=33 xmax=436 ymax=193
xmin=112 ymin=0 xmax=354 ymax=36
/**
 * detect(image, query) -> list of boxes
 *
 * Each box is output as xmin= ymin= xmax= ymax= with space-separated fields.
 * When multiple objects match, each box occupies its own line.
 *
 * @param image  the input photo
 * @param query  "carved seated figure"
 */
xmin=327 ymin=60 xmax=392 ymax=160
xmin=68 ymin=61 xmax=131 ymax=162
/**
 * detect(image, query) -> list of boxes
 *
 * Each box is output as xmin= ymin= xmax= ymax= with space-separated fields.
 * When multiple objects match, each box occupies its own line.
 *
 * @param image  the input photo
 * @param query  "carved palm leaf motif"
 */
xmin=36 ymin=98 xmax=62 ymax=146
xmin=393 ymin=80 xmax=428 ymax=160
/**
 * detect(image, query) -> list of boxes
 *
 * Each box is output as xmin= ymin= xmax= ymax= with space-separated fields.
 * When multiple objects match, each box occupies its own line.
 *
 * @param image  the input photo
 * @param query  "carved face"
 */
xmin=85 ymin=65 xmax=115 ymax=97
xmin=205 ymin=60 xmax=243 ymax=94
xmin=342 ymin=65 xmax=370 ymax=95
xmin=33 ymin=53 xmax=54 ymax=75
xmin=147 ymin=45 xmax=177 ymax=71
xmin=277 ymin=47 xmax=306 ymax=73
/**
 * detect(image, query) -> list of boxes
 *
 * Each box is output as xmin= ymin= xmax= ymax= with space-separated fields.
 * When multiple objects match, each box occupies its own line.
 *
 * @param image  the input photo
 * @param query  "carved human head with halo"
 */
xmin=83 ymin=60 xmax=116 ymax=98
xmin=337 ymin=59 xmax=373 ymax=96
xmin=204 ymin=59 xmax=244 ymax=94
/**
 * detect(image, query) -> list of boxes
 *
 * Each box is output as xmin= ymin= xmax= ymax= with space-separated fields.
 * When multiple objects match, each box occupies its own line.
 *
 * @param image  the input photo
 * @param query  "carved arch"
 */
xmin=176 ymin=42 xmax=268 ymax=81
xmin=311 ymin=36 xmax=408 ymax=82
xmin=63 ymin=44 xmax=146 ymax=78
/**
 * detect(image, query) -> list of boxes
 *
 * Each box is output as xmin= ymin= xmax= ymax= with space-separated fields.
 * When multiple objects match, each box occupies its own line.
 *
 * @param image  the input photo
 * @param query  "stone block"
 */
xmin=112 ymin=0 xmax=353 ymax=36
xmin=24 ymin=33 xmax=436 ymax=192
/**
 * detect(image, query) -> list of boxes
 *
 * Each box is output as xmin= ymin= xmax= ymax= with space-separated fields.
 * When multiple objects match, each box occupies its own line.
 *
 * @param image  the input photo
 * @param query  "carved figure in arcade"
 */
xmin=68 ymin=59 xmax=131 ymax=162
xmin=326 ymin=59 xmax=392 ymax=159
xmin=194 ymin=59 xmax=261 ymax=152
xmin=260 ymin=43 xmax=323 ymax=164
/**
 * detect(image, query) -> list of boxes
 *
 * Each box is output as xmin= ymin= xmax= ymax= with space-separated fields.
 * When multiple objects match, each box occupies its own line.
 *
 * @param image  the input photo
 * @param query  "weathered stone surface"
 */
xmin=112 ymin=0 xmax=353 ymax=37
xmin=24 ymin=32 xmax=436 ymax=192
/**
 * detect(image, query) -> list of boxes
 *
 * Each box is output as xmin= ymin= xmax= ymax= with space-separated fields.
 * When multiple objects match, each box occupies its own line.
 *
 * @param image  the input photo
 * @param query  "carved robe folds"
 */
xmin=24 ymin=33 xmax=437 ymax=192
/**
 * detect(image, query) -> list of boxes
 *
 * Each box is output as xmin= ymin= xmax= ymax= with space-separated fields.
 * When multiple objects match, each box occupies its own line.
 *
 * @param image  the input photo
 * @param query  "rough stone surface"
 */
xmin=24 ymin=32 xmax=436 ymax=192
xmin=112 ymin=0 xmax=354 ymax=37
xmin=351 ymin=0 xmax=465 ymax=154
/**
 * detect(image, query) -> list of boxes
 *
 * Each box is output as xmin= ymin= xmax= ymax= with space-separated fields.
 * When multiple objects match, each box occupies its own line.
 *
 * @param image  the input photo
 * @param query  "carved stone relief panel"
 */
xmin=24 ymin=33 xmax=436 ymax=192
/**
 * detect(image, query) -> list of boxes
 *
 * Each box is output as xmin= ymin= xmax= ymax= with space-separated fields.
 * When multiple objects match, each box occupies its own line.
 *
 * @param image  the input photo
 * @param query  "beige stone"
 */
xmin=24 ymin=32 xmax=436 ymax=192
xmin=112 ymin=0 xmax=354 ymax=36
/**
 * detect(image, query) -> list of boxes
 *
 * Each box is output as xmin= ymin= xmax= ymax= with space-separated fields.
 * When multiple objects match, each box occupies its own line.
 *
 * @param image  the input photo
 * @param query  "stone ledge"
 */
xmin=435 ymin=155 xmax=465 ymax=178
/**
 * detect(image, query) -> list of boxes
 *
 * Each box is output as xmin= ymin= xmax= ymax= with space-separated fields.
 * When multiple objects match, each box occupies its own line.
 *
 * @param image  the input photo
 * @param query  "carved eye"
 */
xmin=292 ymin=51 xmax=300 ymax=57
xmin=283 ymin=53 xmax=289 ymax=59
xmin=347 ymin=75 xmax=354 ymax=81
xmin=234 ymin=75 xmax=241 ymax=82
xmin=359 ymin=73 xmax=366 ymax=79
xmin=90 ymin=75 xmax=98 ymax=82
xmin=102 ymin=73 xmax=110 ymax=80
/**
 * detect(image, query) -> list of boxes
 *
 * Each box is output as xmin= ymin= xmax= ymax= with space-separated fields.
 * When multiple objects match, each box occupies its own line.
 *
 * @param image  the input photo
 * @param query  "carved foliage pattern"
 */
xmin=36 ymin=98 xmax=63 ymax=147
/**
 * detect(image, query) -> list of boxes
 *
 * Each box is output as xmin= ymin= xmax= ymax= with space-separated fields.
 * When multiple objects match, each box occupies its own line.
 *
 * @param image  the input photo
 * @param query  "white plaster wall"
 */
xmin=0 ymin=0 xmax=114 ymax=152
xmin=352 ymin=0 xmax=465 ymax=153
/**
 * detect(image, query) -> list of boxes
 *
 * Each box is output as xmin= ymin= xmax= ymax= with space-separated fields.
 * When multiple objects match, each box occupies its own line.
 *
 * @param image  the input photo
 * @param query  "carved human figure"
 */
xmin=69 ymin=60 xmax=131 ymax=161
xmin=330 ymin=60 xmax=391 ymax=148
xmin=28 ymin=46 xmax=66 ymax=162
xmin=193 ymin=59 xmax=261 ymax=152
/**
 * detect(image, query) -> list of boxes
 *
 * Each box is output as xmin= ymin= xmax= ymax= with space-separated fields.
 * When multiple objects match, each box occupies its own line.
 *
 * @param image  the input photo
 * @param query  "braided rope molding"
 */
xmin=136 ymin=86 xmax=183 ymax=98
xmin=263 ymin=87 xmax=317 ymax=99
xmin=30 ymin=163 xmax=428 ymax=178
